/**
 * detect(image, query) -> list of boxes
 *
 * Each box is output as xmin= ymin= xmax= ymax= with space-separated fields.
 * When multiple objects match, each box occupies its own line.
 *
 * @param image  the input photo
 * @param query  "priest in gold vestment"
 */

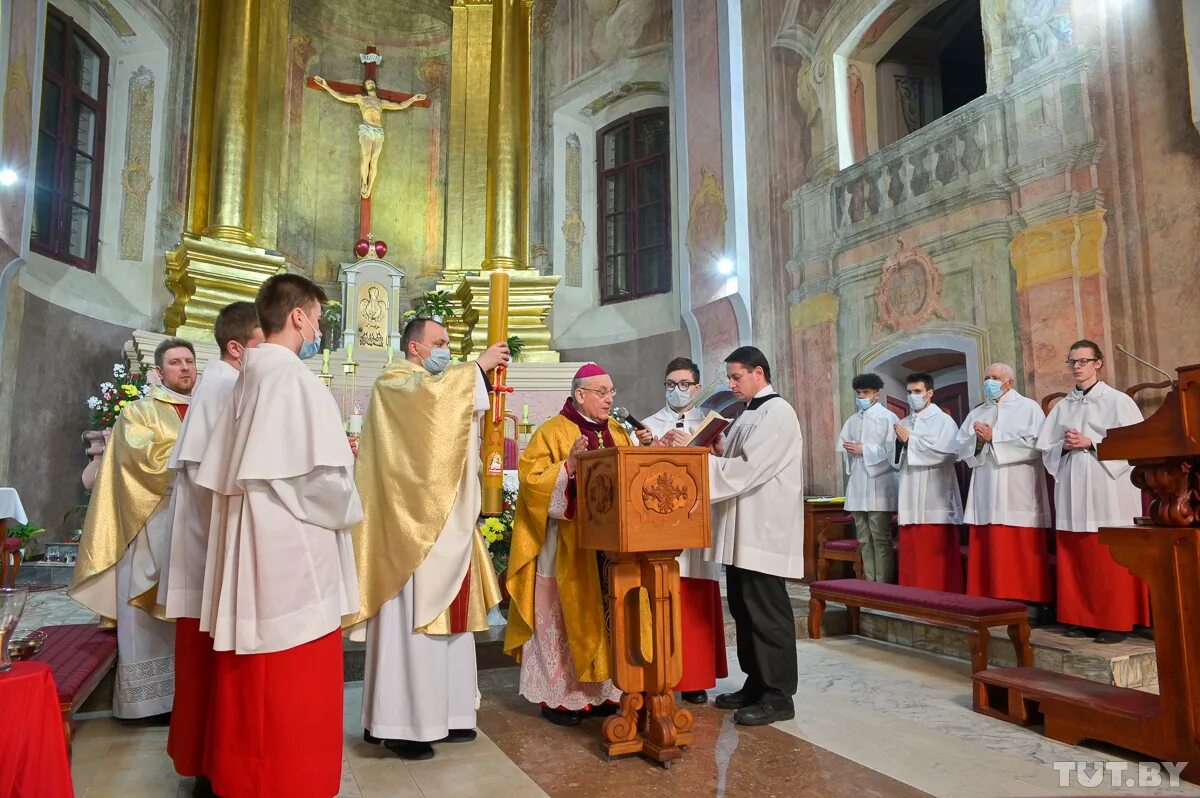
xmin=69 ymin=338 xmax=196 ymax=719
xmin=504 ymin=364 xmax=651 ymax=726
xmin=349 ymin=318 xmax=507 ymax=760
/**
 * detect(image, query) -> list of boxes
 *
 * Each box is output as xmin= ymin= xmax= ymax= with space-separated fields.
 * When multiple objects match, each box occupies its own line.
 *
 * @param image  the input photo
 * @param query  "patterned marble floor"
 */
xmin=62 ymin=637 xmax=1200 ymax=798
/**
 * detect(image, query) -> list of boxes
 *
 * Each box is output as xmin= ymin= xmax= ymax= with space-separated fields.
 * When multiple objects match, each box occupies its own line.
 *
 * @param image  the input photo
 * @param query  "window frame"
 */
xmin=31 ymin=5 xmax=109 ymax=272
xmin=595 ymin=108 xmax=671 ymax=305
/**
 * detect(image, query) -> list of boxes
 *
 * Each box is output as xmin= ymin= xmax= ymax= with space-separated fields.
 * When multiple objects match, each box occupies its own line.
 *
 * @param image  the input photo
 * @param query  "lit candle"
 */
xmin=347 ymin=409 xmax=364 ymax=434
xmin=522 ymin=404 xmax=529 ymax=422
xmin=321 ymin=349 xmax=331 ymax=373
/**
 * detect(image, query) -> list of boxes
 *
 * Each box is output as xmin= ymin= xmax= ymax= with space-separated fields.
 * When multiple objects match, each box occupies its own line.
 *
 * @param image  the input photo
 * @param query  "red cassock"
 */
xmin=675 ymin=577 xmax=728 ymax=692
xmin=1056 ymin=531 xmax=1151 ymax=631
xmin=168 ymin=617 xmax=215 ymax=776
xmin=898 ymin=524 xmax=964 ymax=592
xmin=966 ymin=524 xmax=1052 ymax=602
xmin=206 ymin=630 xmax=343 ymax=798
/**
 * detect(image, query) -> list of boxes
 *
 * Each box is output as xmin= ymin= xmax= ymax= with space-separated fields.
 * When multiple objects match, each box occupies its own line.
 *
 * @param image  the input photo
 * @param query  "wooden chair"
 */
xmin=815 ymin=513 xmax=862 ymax=580
xmin=1 ymin=537 xmax=21 ymax=588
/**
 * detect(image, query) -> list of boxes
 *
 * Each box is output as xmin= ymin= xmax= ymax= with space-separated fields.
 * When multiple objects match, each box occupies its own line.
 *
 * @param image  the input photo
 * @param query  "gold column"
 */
xmin=164 ymin=0 xmax=287 ymax=339
xmin=454 ymin=0 xmax=560 ymax=361
xmin=439 ymin=0 xmax=494 ymax=355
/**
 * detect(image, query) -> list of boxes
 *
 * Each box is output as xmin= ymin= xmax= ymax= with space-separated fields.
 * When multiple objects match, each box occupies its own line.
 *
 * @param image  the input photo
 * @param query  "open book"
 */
xmin=686 ymin=411 xmax=731 ymax=448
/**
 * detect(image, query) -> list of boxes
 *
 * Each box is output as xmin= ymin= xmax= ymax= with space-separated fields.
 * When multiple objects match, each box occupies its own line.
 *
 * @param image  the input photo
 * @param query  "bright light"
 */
xmin=717 ymin=258 xmax=735 ymax=275
xmin=0 ymin=169 xmax=16 ymax=187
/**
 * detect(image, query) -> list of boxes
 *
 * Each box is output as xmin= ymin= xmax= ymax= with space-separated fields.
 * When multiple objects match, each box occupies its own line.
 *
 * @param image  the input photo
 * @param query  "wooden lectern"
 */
xmin=575 ymin=446 xmax=711 ymax=768
xmin=973 ymin=363 xmax=1200 ymax=782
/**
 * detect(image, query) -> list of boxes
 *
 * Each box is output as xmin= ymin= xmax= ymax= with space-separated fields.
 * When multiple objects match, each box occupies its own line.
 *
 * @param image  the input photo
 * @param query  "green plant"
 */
xmin=507 ymin=335 xmax=524 ymax=361
xmin=406 ymin=290 xmax=457 ymax=323
xmin=478 ymin=485 xmax=517 ymax=575
xmin=321 ymin=300 xmax=343 ymax=327
xmin=7 ymin=522 xmax=46 ymax=555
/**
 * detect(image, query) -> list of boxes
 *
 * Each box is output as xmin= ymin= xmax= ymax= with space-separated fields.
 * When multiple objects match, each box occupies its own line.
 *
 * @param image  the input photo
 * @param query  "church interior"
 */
xmin=2 ymin=0 xmax=1200 ymax=796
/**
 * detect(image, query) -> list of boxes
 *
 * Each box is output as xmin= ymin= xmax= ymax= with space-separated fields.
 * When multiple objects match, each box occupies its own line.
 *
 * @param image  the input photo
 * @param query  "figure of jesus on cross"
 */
xmin=308 ymin=47 xmax=429 ymax=202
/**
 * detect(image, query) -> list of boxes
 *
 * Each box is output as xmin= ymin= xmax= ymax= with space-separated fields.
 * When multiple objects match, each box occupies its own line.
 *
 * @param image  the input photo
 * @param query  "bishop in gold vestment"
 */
xmin=69 ymin=340 xmax=196 ymax=719
xmin=505 ymin=364 xmax=644 ymax=726
xmin=349 ymin=319 xmax=506 ymax=760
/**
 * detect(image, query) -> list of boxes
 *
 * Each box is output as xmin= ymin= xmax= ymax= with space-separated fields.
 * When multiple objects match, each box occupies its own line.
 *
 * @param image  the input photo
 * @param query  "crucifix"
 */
xmin=306 ymin=46 xmax=430 ymax=244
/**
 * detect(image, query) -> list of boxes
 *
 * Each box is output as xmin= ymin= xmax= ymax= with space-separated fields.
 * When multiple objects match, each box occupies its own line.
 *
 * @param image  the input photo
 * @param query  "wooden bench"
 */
xmin=807 ymin=579 xmax=1032 ymax=676
xmin=26 ymin=624 xmax=118 ymax=750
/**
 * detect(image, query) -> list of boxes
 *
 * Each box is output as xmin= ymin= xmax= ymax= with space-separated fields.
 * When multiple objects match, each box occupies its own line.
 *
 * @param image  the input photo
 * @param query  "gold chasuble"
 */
xmin=504 ymin=415 xmax=633 ymax=683
xmin=69 ymin=386 xmax=189 ymax=621
xmin=347 ymin=360 xmax=501 ymax=635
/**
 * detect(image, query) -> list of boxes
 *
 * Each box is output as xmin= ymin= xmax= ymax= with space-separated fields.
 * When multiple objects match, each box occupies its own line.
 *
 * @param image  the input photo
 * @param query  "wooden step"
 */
xmin=975 ymin=667 xmax=1160 ymax=721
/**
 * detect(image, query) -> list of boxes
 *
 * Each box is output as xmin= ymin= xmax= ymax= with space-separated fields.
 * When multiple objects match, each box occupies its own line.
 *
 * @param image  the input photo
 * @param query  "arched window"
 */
xmin=31 ymin=5 xmax=109 ymax=271
xmin=596 ymin=109 xmax=671 ymax=304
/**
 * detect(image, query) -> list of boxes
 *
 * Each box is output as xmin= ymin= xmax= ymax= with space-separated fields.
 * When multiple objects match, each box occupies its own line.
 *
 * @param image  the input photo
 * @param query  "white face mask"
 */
xmin=666 ymin=387 xmax=693 ymax=410
xmin=907 ymin=393 xmax=928 ymax=412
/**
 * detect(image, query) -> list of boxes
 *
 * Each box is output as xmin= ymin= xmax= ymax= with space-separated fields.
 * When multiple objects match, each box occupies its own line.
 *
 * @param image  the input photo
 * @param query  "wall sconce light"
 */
xmin=0 ymin=169 xmax=17 ymax=187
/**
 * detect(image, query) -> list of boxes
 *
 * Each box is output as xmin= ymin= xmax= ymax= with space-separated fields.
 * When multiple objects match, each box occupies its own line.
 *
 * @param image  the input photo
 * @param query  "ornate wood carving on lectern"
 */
xmin=575 ymin=447 xmax=711 ymax=768
xmin=973 ymin=363 xmax=1200 ymax=784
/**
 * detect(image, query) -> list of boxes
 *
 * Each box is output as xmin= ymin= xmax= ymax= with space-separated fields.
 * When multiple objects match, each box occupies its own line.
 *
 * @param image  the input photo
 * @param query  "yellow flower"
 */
xmin=123 ymin=385 xmax=138 ymax=397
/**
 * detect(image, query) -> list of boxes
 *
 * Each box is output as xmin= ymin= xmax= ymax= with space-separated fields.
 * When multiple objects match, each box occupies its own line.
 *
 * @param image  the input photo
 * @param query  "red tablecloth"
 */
xmin=0 ymin=661 xmax=73 ymax=798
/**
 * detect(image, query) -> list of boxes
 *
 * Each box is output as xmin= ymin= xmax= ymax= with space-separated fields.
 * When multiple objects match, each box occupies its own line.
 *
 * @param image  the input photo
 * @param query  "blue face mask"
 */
xmin=983 ymin=379 xmax=1004 ymax=401
xmin=907 ymin=393 xmax=928 ymax=412
xmin=666 ymin=387 xmax=693 ymax=410
xmin=422 ymin=346 xmax=452 ymax=375
xmin=298 ymin=315 xmax=322 ymax=360
xmin=855 ymin=397 xmax=874 ymax=411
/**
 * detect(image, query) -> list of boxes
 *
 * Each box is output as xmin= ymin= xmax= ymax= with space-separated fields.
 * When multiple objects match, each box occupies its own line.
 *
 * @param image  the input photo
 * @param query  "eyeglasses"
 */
xmin=578 ymin=387 xmax=617 ymax=399
xmin=664 ymin=381 xmax=697 ymax=390
xmin=1065 ymin=358 xmax=1099 ymax=368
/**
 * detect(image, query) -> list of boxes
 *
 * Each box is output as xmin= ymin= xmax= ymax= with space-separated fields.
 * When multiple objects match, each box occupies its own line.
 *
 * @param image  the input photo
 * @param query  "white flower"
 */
xmin=100 ymin=382 xmax=114 ymax=392
xmin=112 ymin=363 xmax=126 ymax=378
xmin=502 ymin=471 xmax=519 ymax=493
xmin=87 ymin=397 xmax=101 ymax=410
xmin=140 ymin=384 xmax=151 ymax=395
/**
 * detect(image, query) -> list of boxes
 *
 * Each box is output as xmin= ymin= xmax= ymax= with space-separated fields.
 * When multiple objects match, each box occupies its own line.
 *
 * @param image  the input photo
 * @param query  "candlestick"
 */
xmin=321 ymin=348 xmax=331 ymax=373
xmin=346 ymin=341 xmax=354 ymax=363
xmin=386 ymin=345 xmax=394 ymax=366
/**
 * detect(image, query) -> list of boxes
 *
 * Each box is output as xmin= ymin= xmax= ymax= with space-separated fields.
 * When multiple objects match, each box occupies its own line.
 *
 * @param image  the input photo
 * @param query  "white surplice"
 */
xmin=836 ymin=402 xmax=900 ymax=512
xmin=161 ymin=359 xmax=239 ymax=620
xmin=195 ymin=343 xmax=361 ymax=655
xmin=361 ymin=370 xmax=489 ymax=742
xmin=644 ymin=405 xmax=722 ymax=581
xmin=707 ymin=387 xmax=806 ymax=579
xmin=896 ymin=403 xmax=962 ymax=525
xmin=1035 ymin=381 xmax=1144 ymax=533
xmin=955 ymin=390 xmax=1049 ymax=527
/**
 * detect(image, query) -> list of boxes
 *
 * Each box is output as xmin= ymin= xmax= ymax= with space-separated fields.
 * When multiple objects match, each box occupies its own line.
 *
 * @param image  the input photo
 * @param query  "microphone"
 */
xmin=612 ymin=407 xmax=648 ymax=431
xmin=1116 ymin=344 xmax=1175 ymax=383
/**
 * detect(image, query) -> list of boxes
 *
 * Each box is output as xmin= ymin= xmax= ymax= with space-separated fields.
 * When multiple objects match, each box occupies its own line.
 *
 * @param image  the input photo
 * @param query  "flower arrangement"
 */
xmin=479 ymin=475 xmax=519 ymax=575
xmin=86 ymin=362 xmax=150 ymax=429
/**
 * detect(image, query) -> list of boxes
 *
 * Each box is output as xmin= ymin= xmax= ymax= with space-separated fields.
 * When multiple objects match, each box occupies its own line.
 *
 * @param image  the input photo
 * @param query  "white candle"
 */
xmin=347 ymin=410 xmax=364 ymax=434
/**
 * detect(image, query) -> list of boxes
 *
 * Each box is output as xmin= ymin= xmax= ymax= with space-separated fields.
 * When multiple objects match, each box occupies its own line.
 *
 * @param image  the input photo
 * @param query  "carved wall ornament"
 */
xmin=86 ymin=0 xmax=136 ymax=38
xmin=562 ymin=132 xmax=584 ymax=286
xmin=641 ymin=471 xmax=690 ymax=515
xmin=356 ymin=280 xmax=389 ymax=349
xmin=119 ymin=66 xmax=155 ymax=261
xmin=872 ymin=238 xmax=956 ymax=339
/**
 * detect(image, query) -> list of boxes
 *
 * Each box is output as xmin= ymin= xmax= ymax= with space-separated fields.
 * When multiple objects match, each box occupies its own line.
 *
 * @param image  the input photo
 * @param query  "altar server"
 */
xmin=956 ymin=363 xmax=1051 ymax=604
xmin=160 ymin=303 xmax=262 ymax=789
xmin=69 ymin=338 xmax=194 ymax=720
xmin=1036 ymin=340 xmax=1150 ymax=644
xmin=837 ymin=373 xmax=900 ymax=582
xmin=643 ymin=356 xmax=728 ymax=705
xmin=706 ymin=347 xmax=805 ymax=727
xmin=894 ymin=372 xmax=964 ymax=592
xmin=196 ymin=274 xmax=361 ymax=798
xmin=349 ymin=318 xmax=507 ymax=760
